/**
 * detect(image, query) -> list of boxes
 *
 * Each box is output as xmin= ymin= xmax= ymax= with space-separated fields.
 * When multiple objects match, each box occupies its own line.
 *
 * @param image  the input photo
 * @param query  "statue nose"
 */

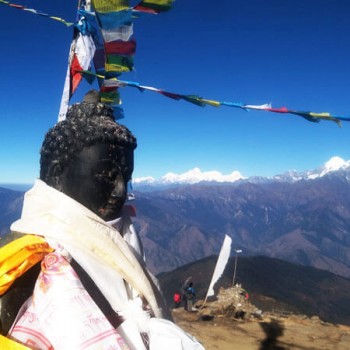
xmin=111 ymin=174 xmax=125 ymax=199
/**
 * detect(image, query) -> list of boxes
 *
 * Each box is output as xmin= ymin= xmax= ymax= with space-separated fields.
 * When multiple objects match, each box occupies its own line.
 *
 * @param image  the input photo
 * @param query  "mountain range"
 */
xmin=130 ymin=157 xmax=350 ymax=278
xmin=133 ymin=156 xmax=350 ymax=189
xmin=0 ymin=187 xmax=24 ymax=236
xmin=1 ymin=156 xmax=350 ymax=280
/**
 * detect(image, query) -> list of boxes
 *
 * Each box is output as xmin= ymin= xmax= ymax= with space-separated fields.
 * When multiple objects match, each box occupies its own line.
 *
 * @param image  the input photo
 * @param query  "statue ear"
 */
xmin=45 ymin=162 xmax=64 ymax=191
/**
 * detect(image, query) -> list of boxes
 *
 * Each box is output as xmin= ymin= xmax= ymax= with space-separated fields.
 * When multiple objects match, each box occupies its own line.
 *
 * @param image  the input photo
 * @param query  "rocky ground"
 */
xmin=172 ymin=286 xmax=350 ymax=350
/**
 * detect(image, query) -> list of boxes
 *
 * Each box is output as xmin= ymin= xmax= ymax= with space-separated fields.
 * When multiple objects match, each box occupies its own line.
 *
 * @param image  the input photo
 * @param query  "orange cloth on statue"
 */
xmin=0 ymin=235 xmax=54 ymax=295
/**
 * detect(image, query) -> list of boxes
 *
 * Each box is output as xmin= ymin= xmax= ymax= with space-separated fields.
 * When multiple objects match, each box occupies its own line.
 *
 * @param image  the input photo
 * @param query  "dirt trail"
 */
xmin=172 ymin=308 xmax=350 ymax=350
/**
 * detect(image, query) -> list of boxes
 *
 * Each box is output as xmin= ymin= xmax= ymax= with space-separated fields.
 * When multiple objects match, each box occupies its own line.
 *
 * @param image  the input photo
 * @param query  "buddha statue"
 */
xmin=0 ymin=92 xmax=204 ymax=349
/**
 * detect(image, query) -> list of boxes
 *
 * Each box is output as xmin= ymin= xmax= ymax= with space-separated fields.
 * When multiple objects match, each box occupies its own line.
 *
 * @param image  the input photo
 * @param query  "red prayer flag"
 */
xmin=159 ymin=90 xmax=182 ymax=100
xmin=266 ymin=107 xmax=289 ymax=113
xmin=70 ymin=55 xmax=84 ymax=94
xmin=104 ymin=39 xmax=136 ymax=56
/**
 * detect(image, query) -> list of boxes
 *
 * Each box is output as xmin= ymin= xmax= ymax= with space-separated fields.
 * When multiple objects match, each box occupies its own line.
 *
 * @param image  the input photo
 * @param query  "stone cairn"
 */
xmin=197 ymin=285 xmax=262 ymax=320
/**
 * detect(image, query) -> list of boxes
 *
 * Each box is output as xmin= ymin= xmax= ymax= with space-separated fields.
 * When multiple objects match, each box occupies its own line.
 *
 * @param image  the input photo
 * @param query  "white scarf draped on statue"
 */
xmin=10 ymin=179 xmax=205 ymax=350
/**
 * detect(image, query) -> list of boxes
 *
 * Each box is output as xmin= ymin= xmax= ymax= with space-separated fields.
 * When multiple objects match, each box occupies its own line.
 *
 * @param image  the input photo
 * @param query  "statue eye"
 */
xmin=94 ymin=168 xmax=120 ymax=183
xmin=94 ymin=169 xmax=110 ymax=182
xmin=94 ymin=173 xmax=106 ymax=182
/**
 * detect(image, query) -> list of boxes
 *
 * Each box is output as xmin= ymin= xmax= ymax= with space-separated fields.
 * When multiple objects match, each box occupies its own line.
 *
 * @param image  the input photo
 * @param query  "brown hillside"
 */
xmin=158 ymin=255 xmax=350 ymax=326
xmin=172 ymin=306 xmax=350 ymax=350
xmin=171 ymin=285 xmax=350 ymax=349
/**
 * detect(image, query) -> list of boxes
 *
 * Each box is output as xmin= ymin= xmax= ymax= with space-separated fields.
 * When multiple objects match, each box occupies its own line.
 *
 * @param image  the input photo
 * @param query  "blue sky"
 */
xmin=1 ymin=0 xmax=350 ymax=184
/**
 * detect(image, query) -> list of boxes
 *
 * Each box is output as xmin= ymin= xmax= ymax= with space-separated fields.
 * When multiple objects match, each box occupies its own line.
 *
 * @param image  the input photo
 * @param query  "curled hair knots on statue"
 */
xmin=40 ymin=99 xmax=137 ymax=183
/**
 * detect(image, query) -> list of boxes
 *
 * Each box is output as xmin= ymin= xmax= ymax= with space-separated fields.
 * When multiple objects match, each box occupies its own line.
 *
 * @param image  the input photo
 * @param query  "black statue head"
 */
xmin=40 ymin=91 xmax=137 ymax=221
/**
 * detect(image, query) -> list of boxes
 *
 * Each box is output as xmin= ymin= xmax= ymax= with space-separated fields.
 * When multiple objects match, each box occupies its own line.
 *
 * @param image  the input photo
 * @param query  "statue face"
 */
xmin=59 ymin=143 xmax=133 ymax=221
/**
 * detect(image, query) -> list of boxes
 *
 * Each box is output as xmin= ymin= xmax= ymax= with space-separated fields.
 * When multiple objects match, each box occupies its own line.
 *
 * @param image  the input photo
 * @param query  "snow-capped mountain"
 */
xmin=306 ymin=156 xmax=350 ymax=179
xmin=132 ymin=176 xmax=156 ymax=185
xmin=133 ymin=156 xmax=350 ymax=188
xmin=273 ymin=156 xmax=350 ymax=182
xmin=160 ymin=167 xmax=244 ymax=184
xmin=133 ymin=167 xmax=244 ymax=186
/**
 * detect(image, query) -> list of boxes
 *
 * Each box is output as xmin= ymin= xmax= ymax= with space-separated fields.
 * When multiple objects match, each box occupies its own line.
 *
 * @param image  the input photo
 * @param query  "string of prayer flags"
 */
xmin=56 ymin=0 xmax=347 ymax=128
xmin=4 ymin=1 xmax=344 ymax=128
xmin=91 ymin=0 xmax=134 ymax=117
xmin=79 ymin=74 xmax=349 ymax=127
xmin=0 ymin=0 xmax=74 ymax=26
xmin=58 ymin=0 xmax=174 ymax=120
xmin=59 ymin=0 xmax=131 ymax=120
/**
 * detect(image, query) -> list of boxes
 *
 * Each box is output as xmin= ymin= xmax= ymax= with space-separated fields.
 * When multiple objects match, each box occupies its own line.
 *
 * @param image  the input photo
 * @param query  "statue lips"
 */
xmin=99 ymin=198 xmax=124 ymax=221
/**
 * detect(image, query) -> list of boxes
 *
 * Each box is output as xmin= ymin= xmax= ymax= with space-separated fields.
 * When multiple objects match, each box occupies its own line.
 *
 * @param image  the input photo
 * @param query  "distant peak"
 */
xmin=324 ymin=156 xmax=346 ymax=171
xmin=319 ymin=156 xmax=350 ymax=177
xmin=160 ymin=168 xmax=245 ymax=184
xmin=307 ymin=156 xmax=350 ymax=179
xmin=133 ymin=176 xmax=156 ymax=184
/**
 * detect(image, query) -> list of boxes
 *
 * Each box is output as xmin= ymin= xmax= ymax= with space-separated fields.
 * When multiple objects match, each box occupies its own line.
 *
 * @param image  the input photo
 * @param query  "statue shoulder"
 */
xmin=0 ymin=233 xmax=53 ymax=296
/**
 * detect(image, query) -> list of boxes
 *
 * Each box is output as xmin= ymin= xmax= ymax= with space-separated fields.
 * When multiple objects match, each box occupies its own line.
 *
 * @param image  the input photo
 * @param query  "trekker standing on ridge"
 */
xmin=174 ymin=291 xmax=182 ymax=308
xmin=185 ymin=282 xmax=196 ymax=312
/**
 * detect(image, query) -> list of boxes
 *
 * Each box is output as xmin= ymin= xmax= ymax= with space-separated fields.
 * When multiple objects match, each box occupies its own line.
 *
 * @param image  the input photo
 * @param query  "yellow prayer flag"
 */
xmin=142 ymin=0 xmax=173 ymax=5
xmin=200 ymin=98 xmax=221 ymax=107
xmin=309 ymin=112 xmax=331 ymax=118
xmin=92 ymin=0 xmax=129 ymax=13
xmin=105 ymin=63 xmax=131 ymax=73
xmin=49 ymin=16 xmax=74 ymax=26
